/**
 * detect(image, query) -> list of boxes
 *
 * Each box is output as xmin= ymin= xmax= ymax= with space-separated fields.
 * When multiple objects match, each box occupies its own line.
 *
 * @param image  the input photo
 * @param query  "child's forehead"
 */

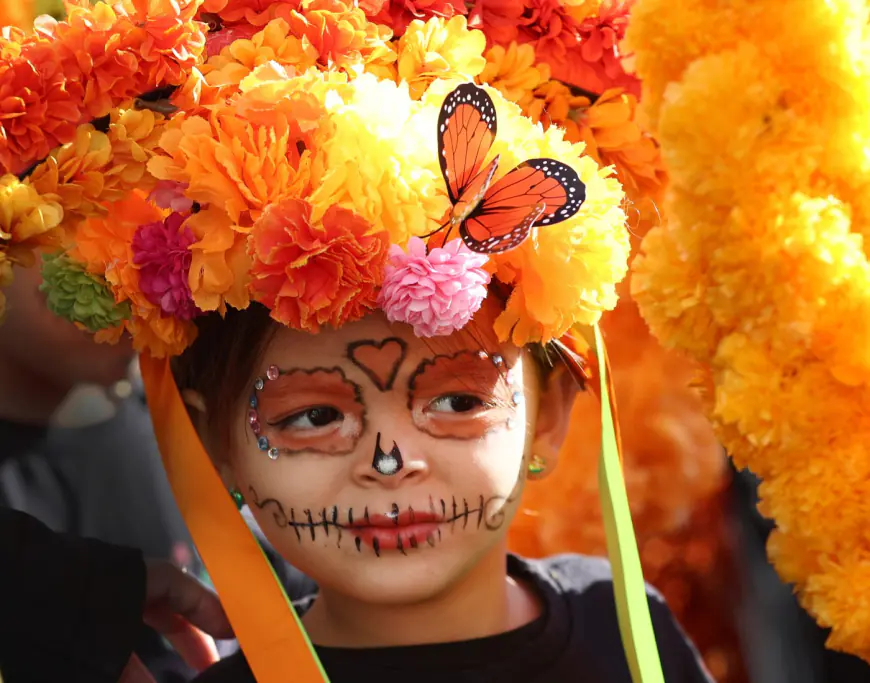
xmin=261 ymin=303 xmax=518 ymax=371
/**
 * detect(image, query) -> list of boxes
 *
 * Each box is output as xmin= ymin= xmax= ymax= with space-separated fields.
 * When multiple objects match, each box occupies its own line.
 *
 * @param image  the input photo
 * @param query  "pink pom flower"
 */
xmin=132 ymin=212 xmax=201 ymax=321
xmin=148 ymin=180 xmax=194 ymax=213
xmin=378 ymin=237 xmax=491 ymax=337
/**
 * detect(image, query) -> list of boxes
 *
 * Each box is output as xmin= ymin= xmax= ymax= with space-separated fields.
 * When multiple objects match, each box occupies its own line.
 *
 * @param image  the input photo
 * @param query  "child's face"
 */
xmin=224 ymin=298 xmax=559 ymax=605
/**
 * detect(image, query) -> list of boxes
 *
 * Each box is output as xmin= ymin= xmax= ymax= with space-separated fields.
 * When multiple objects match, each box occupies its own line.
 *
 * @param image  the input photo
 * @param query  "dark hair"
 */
xmin=172 ymin=303 xmax=278 ymax=459
xmin=172 ymin=301 xmax=560 ymax=459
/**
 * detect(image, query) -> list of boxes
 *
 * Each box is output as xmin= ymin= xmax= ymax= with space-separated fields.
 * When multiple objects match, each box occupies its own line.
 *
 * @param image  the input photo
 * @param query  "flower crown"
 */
xmin=0 ymin=0 xmax=628 ymax=357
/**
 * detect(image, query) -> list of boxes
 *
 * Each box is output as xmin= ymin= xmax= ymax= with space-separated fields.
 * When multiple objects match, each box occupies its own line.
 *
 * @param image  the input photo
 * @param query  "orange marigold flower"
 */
xmin=148 ymin=103 xmax=314 ymax=226
xmin=362 ymin=0 xmax=467 ymax=37
xmin=249 ymin=198 xmax=389 ymax=332
xmin=40 ymin=0 xmax=206 ymax=118
xmin=479 ymin=42 xmax=550 ymax=109
xmin=285 ymin=0 xmax=394 ymax=76
xmin=0 ymin=0 xmax=34 ymax=31
xmin=128 ymin=309 xmax=198 ymax=358
xmin=524 ymin=83 xmax=665 ymax=203
xmin=0 ymin=40 xmax=83 ymax=175
xmin=70 ymin=193 xmax=159 ymax=308
xmin=202 ymin=18 xmax=319 ymax=88
xmin=184 ymin=205 xmax=252 ymax=313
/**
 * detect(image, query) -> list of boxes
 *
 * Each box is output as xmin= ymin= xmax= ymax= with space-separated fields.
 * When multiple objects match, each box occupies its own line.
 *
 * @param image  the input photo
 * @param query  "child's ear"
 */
xmin=180 ymin=389 xmax=235 ymax=488
xmin=529 ymin=364 xmax=580 ymax=480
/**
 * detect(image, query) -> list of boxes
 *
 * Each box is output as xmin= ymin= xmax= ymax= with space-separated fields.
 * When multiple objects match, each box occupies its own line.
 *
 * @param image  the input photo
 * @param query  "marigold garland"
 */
xmin=627 ymin=0 xmax=870 ymax=662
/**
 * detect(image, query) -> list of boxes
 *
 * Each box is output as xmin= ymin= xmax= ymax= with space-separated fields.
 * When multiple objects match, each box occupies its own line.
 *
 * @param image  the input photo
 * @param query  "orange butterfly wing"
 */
xmin=438 ymin=83 xmax=497 ymax=204
xmin=460 ymin=159 xmax=587 ymax=254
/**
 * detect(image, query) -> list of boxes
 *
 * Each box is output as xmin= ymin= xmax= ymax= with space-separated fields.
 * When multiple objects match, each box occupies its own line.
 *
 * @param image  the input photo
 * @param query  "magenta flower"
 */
xmin=378 ymin=237 xmax=491 ymax=337
xmin=132 ymin=212 xmax=201 ymax=320
xmin=148 ymin=180 xmax=194 ymax=213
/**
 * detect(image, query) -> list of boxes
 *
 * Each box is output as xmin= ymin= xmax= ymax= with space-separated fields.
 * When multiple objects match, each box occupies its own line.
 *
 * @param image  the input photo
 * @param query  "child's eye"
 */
xmin=428 ymin=394 xmax=487 ymax=414
xmin=275 ymin=407 xmax=343 ymax=430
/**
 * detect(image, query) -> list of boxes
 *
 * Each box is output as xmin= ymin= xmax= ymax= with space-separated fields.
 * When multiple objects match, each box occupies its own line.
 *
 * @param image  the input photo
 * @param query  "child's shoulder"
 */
xmin=514 ymin=551 xmax=665 ymax=602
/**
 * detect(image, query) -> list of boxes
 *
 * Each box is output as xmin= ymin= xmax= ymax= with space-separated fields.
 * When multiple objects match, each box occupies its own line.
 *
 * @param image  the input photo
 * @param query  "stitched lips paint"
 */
xmin=349 ymin=509 xmax=441 ymax=555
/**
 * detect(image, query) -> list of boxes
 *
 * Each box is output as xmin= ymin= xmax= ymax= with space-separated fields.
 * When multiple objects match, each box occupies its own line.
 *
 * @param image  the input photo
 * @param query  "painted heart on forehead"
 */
xmin=346 ymin=337 xmax=409 ymax=392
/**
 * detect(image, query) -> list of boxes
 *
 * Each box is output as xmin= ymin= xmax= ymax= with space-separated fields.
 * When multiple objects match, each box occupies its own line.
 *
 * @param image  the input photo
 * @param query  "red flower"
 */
xmin=470 ymin=0 xmax=638 ymax=96
xmin=249 ymin=198 xmax=389 ymax=332
xmin=0 ymin=40 xmax=82 ymax=175
xmin=362 ymin=0 xmax=467 ymax=36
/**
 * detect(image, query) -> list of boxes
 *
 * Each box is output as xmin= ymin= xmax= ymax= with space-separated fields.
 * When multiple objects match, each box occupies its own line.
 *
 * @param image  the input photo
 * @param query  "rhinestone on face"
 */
xmin=512 ymin=391 xmax=523 ymax=405
xmin=505 ymin=417 xmax=516 ymax=431
xmin=250 ymin=419 xmax=261 ymax=435
xmin=254 ymin=378 xmax=265 ymax=391
xmin=268 ymin=447 xmax=280 ymax=460
xmin=249 ymin=395 xmax=258 ymax=409
xmin=247 ymin=409 xmax=258 ymax=424
xmin=257 ymin=436 xmax=269 ymax=451
xmin=492 ymin=355 xmax=504 ymax=367
xmin=266 ymin=365 xmax=280 ymax=381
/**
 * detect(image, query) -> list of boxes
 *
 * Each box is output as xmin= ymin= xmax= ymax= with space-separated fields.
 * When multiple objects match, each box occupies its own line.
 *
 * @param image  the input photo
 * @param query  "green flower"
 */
xmin=40 ymin=252 xmax=131 ymax=333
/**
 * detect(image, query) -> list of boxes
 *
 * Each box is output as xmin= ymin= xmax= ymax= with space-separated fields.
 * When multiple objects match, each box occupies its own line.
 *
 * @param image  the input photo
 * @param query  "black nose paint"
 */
xmin=372 ymin=432 xmax=403 ymax=476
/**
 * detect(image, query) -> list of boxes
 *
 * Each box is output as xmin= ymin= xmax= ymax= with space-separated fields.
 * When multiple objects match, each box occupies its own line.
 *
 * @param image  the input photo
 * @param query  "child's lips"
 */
xmin=349 ymin=511 xmax=442 ymax=552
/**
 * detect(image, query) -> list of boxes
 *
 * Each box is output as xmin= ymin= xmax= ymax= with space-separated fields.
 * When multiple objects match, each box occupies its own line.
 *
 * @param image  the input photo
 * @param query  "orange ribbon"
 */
xmin=139 ymin=353 xmax=329 ymax=683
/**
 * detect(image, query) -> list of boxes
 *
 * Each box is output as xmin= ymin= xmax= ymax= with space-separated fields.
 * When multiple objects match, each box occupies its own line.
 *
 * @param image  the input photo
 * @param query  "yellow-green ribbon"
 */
xmin=594 ymin=323 xmax=665 ymax=683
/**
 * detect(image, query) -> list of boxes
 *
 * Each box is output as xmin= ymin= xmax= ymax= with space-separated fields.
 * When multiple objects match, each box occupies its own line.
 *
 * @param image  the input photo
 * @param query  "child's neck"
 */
xmin=302 ymin=543 xmax=541 ymax=648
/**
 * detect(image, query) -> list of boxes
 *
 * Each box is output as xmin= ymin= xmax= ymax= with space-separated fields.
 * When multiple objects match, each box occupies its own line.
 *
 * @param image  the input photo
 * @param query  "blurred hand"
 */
xmin=119 ymin=560 xmax=234 ymax=683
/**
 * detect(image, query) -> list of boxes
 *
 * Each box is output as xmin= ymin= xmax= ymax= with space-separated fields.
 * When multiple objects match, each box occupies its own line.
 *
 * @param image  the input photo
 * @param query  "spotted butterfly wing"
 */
xmin=438 ymin=83 xmax=498 ymax=205
xmin=460 ymin=158 xmax=587 ymax=254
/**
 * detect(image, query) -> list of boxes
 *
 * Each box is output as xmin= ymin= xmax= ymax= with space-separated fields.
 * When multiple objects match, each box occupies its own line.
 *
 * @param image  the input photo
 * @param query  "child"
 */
xmin=180 ymin=297 xmax=712 ymax=683
xmin=2 ymin=2 xmax=713 ymax=680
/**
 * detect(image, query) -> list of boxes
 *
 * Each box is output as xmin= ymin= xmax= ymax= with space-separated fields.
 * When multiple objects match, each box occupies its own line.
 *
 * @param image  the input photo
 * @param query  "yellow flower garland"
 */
xmin=627 ymin=0 xmax=870 ymax=660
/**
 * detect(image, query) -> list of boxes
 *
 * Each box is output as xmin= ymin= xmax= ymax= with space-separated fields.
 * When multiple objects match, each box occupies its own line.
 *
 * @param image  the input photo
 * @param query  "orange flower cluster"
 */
xmin=202 ymin=1 xmax=395 ymax=93
xmin=249 ymin=199 xmax=389 ymax=332
xmin=470 ymin=0 xmax=638 ymax=95
xmin=0 ymin=0 xmax=204 ymax=175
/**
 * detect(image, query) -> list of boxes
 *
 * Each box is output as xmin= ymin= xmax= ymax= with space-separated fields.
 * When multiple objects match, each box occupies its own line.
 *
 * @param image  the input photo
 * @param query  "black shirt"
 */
xmin=196 ymin=553 xmax=713 ymax=683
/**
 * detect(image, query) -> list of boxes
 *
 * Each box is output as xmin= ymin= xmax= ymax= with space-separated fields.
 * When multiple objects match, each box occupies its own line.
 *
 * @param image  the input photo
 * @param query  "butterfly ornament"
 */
xmin=436 ymin=83 xmax=587 ymax=254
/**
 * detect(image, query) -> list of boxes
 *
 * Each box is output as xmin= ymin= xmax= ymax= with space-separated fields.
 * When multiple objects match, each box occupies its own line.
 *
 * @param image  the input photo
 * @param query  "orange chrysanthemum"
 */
xmin=70 ymin=193 xmax=158 ymax=307
xmin=128 ymin=305 xmax=198 ymax=358
xmin=479 ymin=42 xmax=550 ymax=110
xmin=249 ymin=198 xmax=389 ymax=332
xmin=0 ymin=40 xmax=83 ymax=175
xmin=524 ymin=84 xmax=665 ymax=202
xmin=361 ymin=0 xmax=467 ymax=37
xmin=184 ymin=205 xmax=252 ymax=313
xmin=148 ymin=103 xmax=314 ymax=226
xmin=44 ymin=0 xmax=206 ymax=118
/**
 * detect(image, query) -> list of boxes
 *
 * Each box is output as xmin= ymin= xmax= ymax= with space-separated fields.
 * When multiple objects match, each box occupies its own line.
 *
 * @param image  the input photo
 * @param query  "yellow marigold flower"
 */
xmin=479 ymin=42 xmax=550 ymax=110
xmin=106 ymin=109 xmax=165 ymax=189
xmin=307 ymin=72 xmax=451 ymax=246
xmin=0 ymin=174 xmax=64 ymax=267
xmin=397 ymin=16 xmax=486 ymax=100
